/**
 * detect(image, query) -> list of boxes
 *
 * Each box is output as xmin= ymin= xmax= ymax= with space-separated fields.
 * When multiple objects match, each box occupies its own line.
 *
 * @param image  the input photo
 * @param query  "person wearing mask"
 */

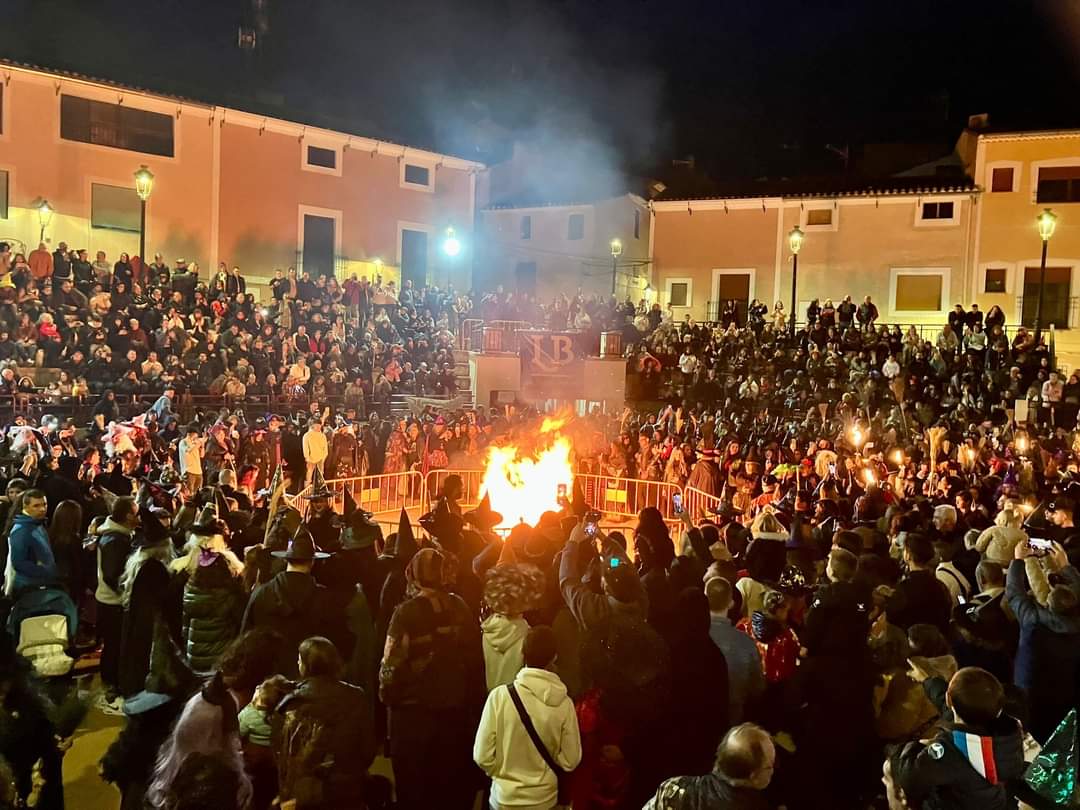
xmin=276 ymin=637 xmax=377 ymax=810
xmin=1007 ymin=539 xmax=1080 ymax=742
xmin=473 ymin=625 xmax=582 ymax=810
xmin=885 ymin=532 xmax=953 ymax=634
xmin=644 ymin=723 xmax=776 ymax=810
xmin=94 ymin=496 xmax=141 ymax=712
xmin=891 ymin=667 xmax=1024 ymax=810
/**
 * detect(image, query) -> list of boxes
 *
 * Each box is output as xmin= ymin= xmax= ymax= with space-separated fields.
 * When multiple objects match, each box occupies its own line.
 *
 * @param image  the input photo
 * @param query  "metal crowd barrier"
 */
xmin=283 ymin=468 xmax=730 ymax=539
xmin=683 ymin=485 xmax=722 ymax=522
xmin=287 ymin=470 xmax=426 ymax=520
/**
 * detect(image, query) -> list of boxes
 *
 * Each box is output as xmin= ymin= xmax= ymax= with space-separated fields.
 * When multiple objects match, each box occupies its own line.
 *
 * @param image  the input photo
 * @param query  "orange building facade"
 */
xmin=0 ymin=62 xmax=482 ymax=297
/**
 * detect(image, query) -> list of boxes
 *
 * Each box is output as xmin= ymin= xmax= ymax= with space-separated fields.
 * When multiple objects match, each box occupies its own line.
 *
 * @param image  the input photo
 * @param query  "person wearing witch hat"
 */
xmin=118 ymin=506 xmax=176 ymax=699
xmin=302 ymin=466 xmax=340 ymax=553
xmin=103 ymin=618 xmax=201 ymax=810
xmin=241 ymin=527 xmax=334 ymax=677
xmin=686 ymin=443 xmax=722 ymax=497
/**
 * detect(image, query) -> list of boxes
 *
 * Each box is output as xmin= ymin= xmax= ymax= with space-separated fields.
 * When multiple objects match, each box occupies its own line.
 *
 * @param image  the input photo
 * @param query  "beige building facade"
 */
xmin=477 ymin=194 xmax=651 ymax=303
xmin=651 ymin=184 xmax=976 ymax=326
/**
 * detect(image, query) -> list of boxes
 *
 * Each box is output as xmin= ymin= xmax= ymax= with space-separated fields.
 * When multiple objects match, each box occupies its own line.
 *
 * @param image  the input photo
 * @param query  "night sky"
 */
xmin=4 ymin=0 xmax=1078 ymax=183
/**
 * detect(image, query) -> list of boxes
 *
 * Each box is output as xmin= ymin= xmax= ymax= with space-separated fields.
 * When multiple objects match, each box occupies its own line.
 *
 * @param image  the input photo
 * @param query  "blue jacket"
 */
xmin=8 ymin=514 xmax=58 ymax=593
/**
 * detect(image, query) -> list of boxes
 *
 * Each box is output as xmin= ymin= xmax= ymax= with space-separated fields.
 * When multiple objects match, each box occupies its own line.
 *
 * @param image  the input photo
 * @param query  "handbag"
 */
xmin=507 ymin=683 xmax=571 ymax=804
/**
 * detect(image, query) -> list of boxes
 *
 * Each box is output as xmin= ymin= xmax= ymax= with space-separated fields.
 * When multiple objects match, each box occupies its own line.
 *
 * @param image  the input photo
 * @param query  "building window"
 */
xmin=920 ymin=201 xmax=954 ymax=221
xmin=306 ymin=145 xmax=337 ymax=170
xmin=91 ymin=183 xmax=141 ymax=232
xmin=669 ymin=282 xmax=689 ymax=307
xmin=520 ymin=215 xmax=531 ymax=240
xmin=634 ymin=209 xmax=641 ymax=239
xmin=806 ymin=208 xmax=833 ymax=226
xmin=991 ymin=167 xmax=1015 ymax=192
xmin=1037 ymin=166 xmax=1080 ymax=203
xmin=889 ymin=270 xmax=950 ymax=313
xmin=568 ymin=213 xmax=585 ymax=240
xmin=0 ymin=84 xmax=4 ymax=136
xmin=984 ymin=267 xmax=1007 ymax=293
xmin=0 ymin=171 xmax=7 ymax=220
xmin=403 ymin=164 xmax=431 ymax=187
xmin=60 ymin=94 xmax=174 ymax=157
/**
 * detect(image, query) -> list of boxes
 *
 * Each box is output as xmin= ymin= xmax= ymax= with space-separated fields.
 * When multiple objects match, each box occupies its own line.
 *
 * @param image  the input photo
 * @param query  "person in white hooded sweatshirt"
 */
xmin=474 ymin=625 xmax=582 ymax=810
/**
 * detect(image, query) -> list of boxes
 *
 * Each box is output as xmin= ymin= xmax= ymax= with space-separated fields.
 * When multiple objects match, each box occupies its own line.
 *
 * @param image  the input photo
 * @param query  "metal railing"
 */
xmin=282 ymin=468 xmax=736 ymax=546
xmin=287 ymin=470 xmax=426 ymax=520
xmin=683 ymin=486 xmax=722 ymax=522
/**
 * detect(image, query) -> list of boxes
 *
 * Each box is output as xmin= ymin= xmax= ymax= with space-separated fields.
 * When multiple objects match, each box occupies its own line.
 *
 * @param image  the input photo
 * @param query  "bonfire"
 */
xmin=479 ymin=416 xmax=574 ymax=529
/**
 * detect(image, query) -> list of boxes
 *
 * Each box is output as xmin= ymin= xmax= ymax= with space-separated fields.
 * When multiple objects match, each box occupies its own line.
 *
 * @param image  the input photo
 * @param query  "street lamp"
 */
xmin=442 ymin=227 xmax=461 ymax=258
xmin=787 ymin=225 xmax=804 ymax=337
xmin=610 ymin=238 xmax=623 ymax=296
xmin=134 ymin=165 xmax=155 ymax=267
xmin=36 ymin=200 xmax=53 ymax=243
xmin=1033 ymin=208 xmax=1058 ymax=343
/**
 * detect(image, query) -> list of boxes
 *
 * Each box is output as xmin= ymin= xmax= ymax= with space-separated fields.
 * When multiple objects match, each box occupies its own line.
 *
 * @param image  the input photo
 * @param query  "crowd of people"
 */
xmin=0 ymin=234 xmax=1079 ymax=809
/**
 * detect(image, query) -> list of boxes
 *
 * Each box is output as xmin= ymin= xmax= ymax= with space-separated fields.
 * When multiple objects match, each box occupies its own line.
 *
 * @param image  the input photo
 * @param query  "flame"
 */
xmin=539 ymin=415 xmax=569 ymax=434
xmin=481 ymin=435 xmax=574 ymax=528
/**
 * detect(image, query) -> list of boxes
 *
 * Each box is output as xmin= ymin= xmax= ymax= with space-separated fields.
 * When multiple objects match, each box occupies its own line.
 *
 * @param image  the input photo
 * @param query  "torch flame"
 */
xmin=480 ymin=435 xmax=574 ymax=528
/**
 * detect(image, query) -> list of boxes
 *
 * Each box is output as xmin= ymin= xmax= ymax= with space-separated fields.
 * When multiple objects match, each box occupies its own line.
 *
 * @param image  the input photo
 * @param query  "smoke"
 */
xmin=271 ymin=0 xmax=667 ymax=202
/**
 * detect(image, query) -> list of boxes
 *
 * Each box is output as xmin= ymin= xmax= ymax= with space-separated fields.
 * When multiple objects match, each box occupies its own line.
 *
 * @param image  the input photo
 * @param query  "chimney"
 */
xmin=967 ymin=113 xmax=990 ymax=131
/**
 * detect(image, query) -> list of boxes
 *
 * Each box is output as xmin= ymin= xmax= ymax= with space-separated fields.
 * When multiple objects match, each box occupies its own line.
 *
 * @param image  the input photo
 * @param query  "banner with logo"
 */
xmin=519 ymin=331 xmax=587 ymax=400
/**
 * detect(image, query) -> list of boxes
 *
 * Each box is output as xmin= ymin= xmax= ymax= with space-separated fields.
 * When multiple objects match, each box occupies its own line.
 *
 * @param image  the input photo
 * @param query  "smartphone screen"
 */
xmin=672 ymin=493 xmax=683 ymax=515
xmin=1030 ymin=538 xmax=1053 ymax=553
xmin=584 ymin=521 xmax=598 ymax=538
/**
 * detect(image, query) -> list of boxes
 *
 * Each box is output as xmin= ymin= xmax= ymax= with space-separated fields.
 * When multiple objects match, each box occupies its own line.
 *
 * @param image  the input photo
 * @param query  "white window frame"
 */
xmin=567 ymin=212 xmax=586 ymax=241
xmin=710 ymin=268 xmax=756 ymax=311
xmin=665 ymin=276 xmax=694 ymax=309
xmin=800 ymin=202 xmax=839 ymax=232
xmin=301 ymin=141 xmax=343 ymax=177
xmin=914 ymin=197 xmax=961 ymax=228
xmin=395 ymin=220 xmax=436 ymax=268
xmin=986 ymin=160 xmax=1021 ymax=193
xmin=978 ymin=261 xmax=1016 ymax=295
xmin=0 ymin=164 xmax=12 ymax=222
xmin=888 ymin=266 xmax=950 ymax=318
xmin=399 ymin=159 xmax=435 ymax=193
xmin=297 ymin=204 xmax=344 ymax=278
xmin=1030 ymin=158 xmax=1080 ymax=205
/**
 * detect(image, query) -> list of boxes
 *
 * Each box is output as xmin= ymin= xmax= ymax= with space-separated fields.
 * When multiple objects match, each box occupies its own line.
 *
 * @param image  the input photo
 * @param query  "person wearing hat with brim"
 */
xmin=686 ymin=443 xmax=723 ymax=498
xmin=241 ymin=528 xmax=334 ymax=678
xmin=117 ymin=506 xmax=177 ymax=699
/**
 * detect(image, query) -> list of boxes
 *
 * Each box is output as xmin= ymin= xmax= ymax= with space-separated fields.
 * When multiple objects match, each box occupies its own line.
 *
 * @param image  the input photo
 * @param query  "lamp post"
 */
xmin=787 ymin=225 xmax=804 ymax=337
xmin=610 ymin=238 xmax=623 ymax=296
xmin=1033 ymin=208 xmax=1058 ymax=344
xmin=442 ymin=227 xmax=462 ymax=288
xmin=134 ymin=165 xmax=155 ymax=267
xmin=36 ymin=200 xmax=53 ymax=243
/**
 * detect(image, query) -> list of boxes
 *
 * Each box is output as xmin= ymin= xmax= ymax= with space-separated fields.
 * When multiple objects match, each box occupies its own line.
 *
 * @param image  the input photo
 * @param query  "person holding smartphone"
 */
xmin=558 ymin=517 xmax=645 ymax=632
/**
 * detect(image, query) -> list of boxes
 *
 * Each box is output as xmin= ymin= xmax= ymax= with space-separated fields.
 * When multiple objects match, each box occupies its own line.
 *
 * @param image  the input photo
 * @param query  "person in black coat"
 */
xmin=118 ymin=508 xmax=176 ymax=698
xmin=666 ymin=588 xmax=729 ymax=777
xmin=241 ymin=530 xmax=335 ymax=677
xmin=885 ymin=532 xmax=953 ymax=633
xmin=892 ymin=667 xmax=1025 ymax=810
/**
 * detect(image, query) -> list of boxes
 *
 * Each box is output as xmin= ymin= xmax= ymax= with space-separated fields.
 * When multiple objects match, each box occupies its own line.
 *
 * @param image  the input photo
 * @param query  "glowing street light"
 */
xmin=1033 ymin=208 xmax=1058 ymax=344
xmin=610 ymin=238 xmax=623 ymax=296
xmin=133 ymin=164 xmax=155 ymax=267
xmin=788 ymin=226 xmax=804 ymax=337
xmin=37 ymin=199 xmax=54 ymax=243
xmin=442 ymin=227 xmax=462 ymax=258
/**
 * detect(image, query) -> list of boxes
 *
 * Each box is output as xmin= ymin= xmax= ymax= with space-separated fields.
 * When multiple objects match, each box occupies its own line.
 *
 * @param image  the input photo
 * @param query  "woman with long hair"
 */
xmin=146 ymin=673 xmax=252 ymax=810
xmin=48 ymin=500 xmax=83 ymax=600
xmin=117 ymin=513 xmax=176 ymax=698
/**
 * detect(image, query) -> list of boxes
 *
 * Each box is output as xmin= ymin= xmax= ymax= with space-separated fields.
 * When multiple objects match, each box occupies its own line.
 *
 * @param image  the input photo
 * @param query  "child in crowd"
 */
xmin=239 ymin=674 xmax=290 ymax=810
